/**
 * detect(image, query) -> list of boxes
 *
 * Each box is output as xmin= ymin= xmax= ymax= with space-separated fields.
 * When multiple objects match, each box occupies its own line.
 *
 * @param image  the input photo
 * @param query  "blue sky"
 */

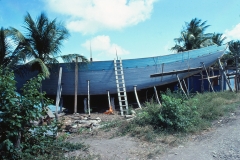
xmin=1 ymin=0 xmax=240 ymax=61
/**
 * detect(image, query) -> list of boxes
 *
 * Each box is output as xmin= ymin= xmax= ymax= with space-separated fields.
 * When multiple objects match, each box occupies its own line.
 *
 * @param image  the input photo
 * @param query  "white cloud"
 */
xmin=224 ymin=23 xmax=240 ymax=41
xmin=44 ymin=0 xmax=157 ymax=34
xmin=82 ymin=35 xmax=129 ymax=59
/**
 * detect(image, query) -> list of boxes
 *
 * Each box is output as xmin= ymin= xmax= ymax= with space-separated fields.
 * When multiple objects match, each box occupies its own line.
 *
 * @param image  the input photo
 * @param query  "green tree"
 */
xmin=171 ymin=18 xmax=212 ymax=52
xmin=0 ymin=27 xmax=26 ymax=70
xmin=17 ymin=12 xmax=88 ymax=78
xmin=0 ymin=67 xmax=51 ymax=159
xmin=212 ymin=33 xmax=227 ymax=46
xmin=222 ymin=40 xmax=240 ymax=66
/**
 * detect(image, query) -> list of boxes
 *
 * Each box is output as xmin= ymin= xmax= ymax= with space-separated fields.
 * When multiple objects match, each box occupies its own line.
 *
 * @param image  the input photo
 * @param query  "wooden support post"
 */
xmin=182 ymin=78 xmax=189 ymax=96
xmin=87 ymin=80 xmax=90 ymax=115
xmin=220 ymin=69 xmax=224 ymax=91
xmin=134 ymin=85 xmax=142 ymax=109
xmin=107 ymin=90 xmax=111 ymax=110
xmin=176 ymin=74 xmax=188 ymax=98
xmin=235 ymin=56 xmax=239 ymax=92
xmin=187 ymin=77 xmax=190 ymax=94
xmin=208 ymin=68 xmax=211 ymax=92
xmin=84 ymin=98 xmax=87 ymax=113
xmin=111 ymin=97 xmax=115 ymax=111
xmin=218 ymin=58 xmax=233 ymax=92
xmin=161 ymin=63 xmax=164 ymax=81
xmin=201 ymin=62 xmax=215 ymax=93
xmin=200 ymin=71 xmax=204 ymax=93
xmin=74 ymin=57 xmax=78 ymax=114
xmin=154 ymin=86 xmax=161 ymax=106
xmin=55 ymin=67 xmax=62 ymax=119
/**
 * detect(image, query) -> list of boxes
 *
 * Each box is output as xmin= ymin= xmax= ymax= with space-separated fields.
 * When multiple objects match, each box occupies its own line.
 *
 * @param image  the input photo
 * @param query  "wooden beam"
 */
xmin=74 ymin=57 xmax=78 ymax=114
xmin=134 ymin=85 xmax=142 ymax=109
xmin=87 ymin=80 xmax=90 ymax=115
xmin=198 ymin=75 xmax=220 ymax=80
xmin=176 ymin=75 xmax=188 ymax=98
xmin=201 ymin=62 xmax=215 ymax=93
xmin=150 ymin=67 xmax=202 ymax=77
xmin=55 ymin=67 xmax=62 ymax=119
xmin=153 ymin=86 xmax=161 ymax=106
xmin=218 ymin=58 xmax=233 ymax=92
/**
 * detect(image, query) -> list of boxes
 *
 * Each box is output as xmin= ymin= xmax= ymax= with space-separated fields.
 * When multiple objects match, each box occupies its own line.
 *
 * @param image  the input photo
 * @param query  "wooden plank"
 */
xmin=150 ymin=67 xmax=202 ymax=77
xmin=198 ymin=75 xmax=220 ymax=80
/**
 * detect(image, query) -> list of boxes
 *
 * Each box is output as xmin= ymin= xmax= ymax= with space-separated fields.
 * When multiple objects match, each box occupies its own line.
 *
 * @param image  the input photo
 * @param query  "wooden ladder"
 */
xmin=114 ymin=58 xmax=129 ymax=116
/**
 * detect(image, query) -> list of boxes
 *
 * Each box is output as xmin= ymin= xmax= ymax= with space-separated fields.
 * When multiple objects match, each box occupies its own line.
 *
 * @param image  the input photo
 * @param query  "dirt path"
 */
xmin=67 ymin=107 xmax=240 ymax=160
xmin=159 ymin=109 xmax=240 ymax=160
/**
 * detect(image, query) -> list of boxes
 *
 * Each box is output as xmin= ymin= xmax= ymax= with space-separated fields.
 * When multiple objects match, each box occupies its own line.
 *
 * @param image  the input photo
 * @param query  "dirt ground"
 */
xmin=63 ymin=107 xmax=240 ymax=160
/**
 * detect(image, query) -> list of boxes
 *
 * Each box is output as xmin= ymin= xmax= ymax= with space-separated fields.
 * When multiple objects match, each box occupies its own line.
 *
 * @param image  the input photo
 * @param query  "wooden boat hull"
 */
xmin=16 ymin=45 xmax=225 ymax=95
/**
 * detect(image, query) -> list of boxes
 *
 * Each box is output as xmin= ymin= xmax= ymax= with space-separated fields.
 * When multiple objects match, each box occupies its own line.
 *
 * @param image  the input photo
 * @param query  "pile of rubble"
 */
xmin=60 ymin=109 xmax=139 ymax=133
xmin=62 ymin=114 xmax=102 ymax=133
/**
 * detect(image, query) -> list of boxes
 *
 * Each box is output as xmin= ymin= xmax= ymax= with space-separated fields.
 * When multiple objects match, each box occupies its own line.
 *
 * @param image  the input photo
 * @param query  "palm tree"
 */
xmin=19 ymin=12 xmax=88 ymax=78
xmin=0 ymin=27 xmax=11 ymax=68
xmin=220 ymin=41 xmax=240 ymax=67
xmin=171 ymin=18 xmax=212 ymax=52
xmin=0 ymin=27 xmax=27 ymax=70
xmin=212 ymin=33 xmax=227 ymax=46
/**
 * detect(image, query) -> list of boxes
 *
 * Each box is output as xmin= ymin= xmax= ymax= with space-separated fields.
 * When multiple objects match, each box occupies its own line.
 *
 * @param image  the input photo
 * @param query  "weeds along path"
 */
xmin=160 ymin=106 xmax=240 ymax=160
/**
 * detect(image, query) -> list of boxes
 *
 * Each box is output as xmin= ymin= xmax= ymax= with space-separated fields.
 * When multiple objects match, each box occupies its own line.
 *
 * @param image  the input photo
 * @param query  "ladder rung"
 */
xmin=116 ymin=82 xmax=124 ymax=84
xmin=118 ymin=86 xmax=125 ymax=88
xmin=119 ymin=96 xmax=127 ymax=99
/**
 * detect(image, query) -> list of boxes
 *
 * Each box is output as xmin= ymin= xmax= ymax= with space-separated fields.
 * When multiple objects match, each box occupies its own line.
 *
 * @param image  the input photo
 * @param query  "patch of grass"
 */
xmin=188 ymin=91 xmax=239 ymax=121
xmin=114 ymin=90 xmax=240 ymax=142
xmin=100 ymin=120 xmax=122 ymax=131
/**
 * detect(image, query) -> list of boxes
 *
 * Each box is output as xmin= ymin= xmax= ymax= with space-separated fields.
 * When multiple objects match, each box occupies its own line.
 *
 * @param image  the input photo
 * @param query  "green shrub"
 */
xmin=0 ymin=67 xmax=88 ymax=159
xmin=116 ymin=89 xmax=240 ymax=142
xmin=159 ymin=94 xmax=199 ymax=131
xmin=0 ymin=68 xmax=52 ymax=159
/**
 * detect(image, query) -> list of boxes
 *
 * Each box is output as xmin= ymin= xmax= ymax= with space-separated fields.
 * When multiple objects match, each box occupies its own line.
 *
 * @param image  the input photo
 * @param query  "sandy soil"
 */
xmin=64 ymin=107 xmax=240 ymax=160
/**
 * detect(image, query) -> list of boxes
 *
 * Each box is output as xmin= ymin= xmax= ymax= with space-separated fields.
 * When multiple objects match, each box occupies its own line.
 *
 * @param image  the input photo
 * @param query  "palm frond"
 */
xmin=27 ymin=58 xmax=50 ymax=78
xmin=61 ymin=54 xmax=89 ymax=63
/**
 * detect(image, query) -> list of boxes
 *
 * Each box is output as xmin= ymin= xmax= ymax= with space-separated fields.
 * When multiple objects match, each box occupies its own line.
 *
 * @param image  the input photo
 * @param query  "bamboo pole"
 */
xmin=153 ymin=86 xmax=161 ymax=106
xmin=218 ymin=58 xmax=233 ymax=92
xmin=200 ymin=71 xmax=204 ymax=93
xmin=55 ymin=67 xmax=62 ymax=119
xmin=134 ymin=85 xmax=142 ymax=109
xmin=235 ymin=56 xmax=239 ymax=92
xmin=176 ymin=74 xmax=188 ymax=98
xmin=74 ymin=57 xmax=78 ymax=114
xmin=182 ymin=78 xmax=189 ymax=96
xmin=201 ymin=62 xmax=215 ymax=93
xmin=107 ymin=90 xmax=111 ymax=110
xmin=87 ymin=80 xmax=90 ymax=115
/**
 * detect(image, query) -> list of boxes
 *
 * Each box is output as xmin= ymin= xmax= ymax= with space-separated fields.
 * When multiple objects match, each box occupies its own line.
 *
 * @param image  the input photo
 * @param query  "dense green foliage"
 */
xmin=0 ymin=67 xmax=50 ymax=159
xmin=114 ymin=90 xmax=240 ymax=141
xmin=221 ymin=40 xmax=240 ymax=66
xmin=0 ymin=67 xmax=87 ymax=159
xmin=171 ymin=18 xmax=226 ymax=53
xmin=134 ymin=90 xmax=199 ymax=132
